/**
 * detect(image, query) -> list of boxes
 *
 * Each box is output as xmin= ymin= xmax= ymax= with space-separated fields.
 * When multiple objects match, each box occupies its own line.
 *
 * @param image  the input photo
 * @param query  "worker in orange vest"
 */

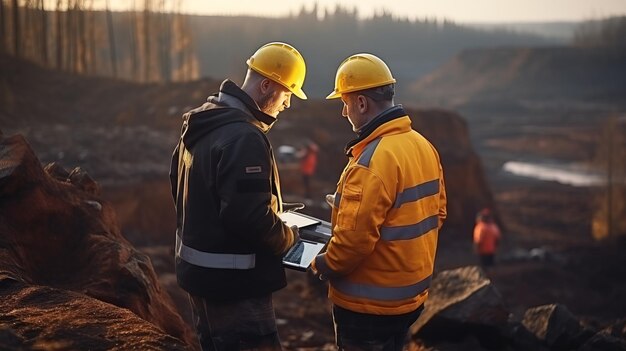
xmin=473 ymin=209 xmax=501 ymax=267
xmin=312 ymin=53 xmax=447 ymax=351
xmin=298 ymin=141 xmax=319 ymax=200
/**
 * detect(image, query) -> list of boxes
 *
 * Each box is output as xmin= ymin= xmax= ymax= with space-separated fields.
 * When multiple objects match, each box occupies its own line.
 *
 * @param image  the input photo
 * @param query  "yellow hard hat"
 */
xmin=326 ymin=53 xmax=396 ymax=99
xmin=246 ymin=42 xmax=308 ymax=100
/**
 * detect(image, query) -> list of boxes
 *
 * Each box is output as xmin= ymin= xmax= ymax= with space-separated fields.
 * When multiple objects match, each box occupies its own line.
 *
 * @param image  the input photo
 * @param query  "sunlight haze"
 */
xmin=99 ymin=0 xmax=626 ymax=22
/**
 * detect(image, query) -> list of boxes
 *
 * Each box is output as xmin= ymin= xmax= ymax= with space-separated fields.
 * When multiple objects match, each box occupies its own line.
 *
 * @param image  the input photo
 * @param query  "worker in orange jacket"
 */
xmin=298 ymin=141 xmax=319 ymax=199
xmin=473 ymin=209 xmax=501 ymax=267
xmin=312 ymin=53 xmax=447 ymax=351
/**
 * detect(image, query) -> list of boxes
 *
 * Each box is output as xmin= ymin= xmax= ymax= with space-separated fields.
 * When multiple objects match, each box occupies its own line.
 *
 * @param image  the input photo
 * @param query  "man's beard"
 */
xmin=258 ymin=90 xmax=280 ymax=117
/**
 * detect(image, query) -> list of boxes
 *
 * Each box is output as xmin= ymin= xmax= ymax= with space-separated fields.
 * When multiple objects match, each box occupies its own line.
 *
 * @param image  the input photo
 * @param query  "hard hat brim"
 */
xmin=325 ymin=90 xmax=341 ymax=100
xmin=293 ymin=87 xmax=307 ymax=100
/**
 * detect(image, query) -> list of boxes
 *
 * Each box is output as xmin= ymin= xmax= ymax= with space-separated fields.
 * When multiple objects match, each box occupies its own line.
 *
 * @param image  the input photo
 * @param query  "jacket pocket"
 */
xmin=337 ymin=183 xmax=362 ymax=231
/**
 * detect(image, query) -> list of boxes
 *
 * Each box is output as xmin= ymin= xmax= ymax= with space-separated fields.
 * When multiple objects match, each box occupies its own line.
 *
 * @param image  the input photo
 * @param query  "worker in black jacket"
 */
xmin=170 ymin=42 xmax=308 ymax=351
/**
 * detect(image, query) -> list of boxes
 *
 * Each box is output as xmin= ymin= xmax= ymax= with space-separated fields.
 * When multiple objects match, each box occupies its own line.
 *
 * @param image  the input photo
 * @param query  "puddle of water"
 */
xmin=502 ymin=161 xmax=605 ymax=187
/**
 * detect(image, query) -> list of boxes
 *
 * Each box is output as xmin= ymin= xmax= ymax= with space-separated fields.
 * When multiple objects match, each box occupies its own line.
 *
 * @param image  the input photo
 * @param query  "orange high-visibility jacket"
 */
xmin=473 ymin=222 xmax=501 ymax=255
xmin=313 ymin=108 xmax=447 ymax=315
xmin=300 ymin=149 xmax=318 ymax=176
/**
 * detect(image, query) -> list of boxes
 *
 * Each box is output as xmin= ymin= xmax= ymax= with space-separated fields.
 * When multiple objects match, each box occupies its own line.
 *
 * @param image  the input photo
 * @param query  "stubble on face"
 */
xmin=342 ymin=94 xmax=362 ymax=132
xmin=258 ymin=90 xmax=281 ymax=117
xmin=258 ymin=83 xmax=291 ymax=118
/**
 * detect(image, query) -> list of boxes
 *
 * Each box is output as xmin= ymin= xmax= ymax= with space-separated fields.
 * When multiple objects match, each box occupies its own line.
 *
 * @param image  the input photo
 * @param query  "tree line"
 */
xmin=0 ymin=0 xmax=198 ymax=82
xmin=184 ymin=4 xmax=558 ymax=98
xmin=574 ymin=16 xmax=626 ymax=48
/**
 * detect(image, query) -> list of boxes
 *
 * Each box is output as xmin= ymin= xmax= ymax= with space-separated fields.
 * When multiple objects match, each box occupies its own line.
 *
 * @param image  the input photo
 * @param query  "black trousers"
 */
xmin=332 ymin=305 xmax=423 ymax=351
xmin=480 ymin=254 xmax=495 ymax=267
xmin=189 ymin=294 xmax=282 ymax=351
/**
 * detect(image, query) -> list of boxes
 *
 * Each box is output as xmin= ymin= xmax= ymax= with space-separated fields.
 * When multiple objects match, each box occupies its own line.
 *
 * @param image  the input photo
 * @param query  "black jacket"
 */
xmin=170 ymin=80 xmax=295 ymax=300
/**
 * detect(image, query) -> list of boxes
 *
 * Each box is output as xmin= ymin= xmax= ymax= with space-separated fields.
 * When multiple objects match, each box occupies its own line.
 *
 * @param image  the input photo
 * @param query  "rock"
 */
xmin=0 ymin=134 xmax=47 ymax=196
xmin=412 ymin=109 xmax=495 ymax=231
xmin=579 ymin=332 xmax=626 ymax=351
xmin=505 ymin=322 xmax=550 ymax=351
xmin=578 ymin=320 xmax=626 ymax=351
xmin=0 ymin=134 xmax=198 ymax=350
xmin=411 ymin=266 xmax=511 ymax=348
xmin=68 ymin=166 xmax=101 ymax=195
xmin=602 ymin=319 xmax=626 ymax=340
xmin=84 ymin=199 xmax=103 ymax=211
xmin=0 ymin=275 xmax=189 ymax=350
xmin=522 ymin=304 xmax=590 ymax=350
xmin=44 ymin=162 xmax=70 ymax=182
xmin=0 ymin=325 xmax=25 ymax=349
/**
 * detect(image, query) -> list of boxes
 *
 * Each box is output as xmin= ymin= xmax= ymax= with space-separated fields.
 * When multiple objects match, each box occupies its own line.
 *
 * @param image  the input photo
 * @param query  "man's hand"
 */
xmin=283 ymin=202 xmax=305 ymax=212
xmin=290 ymin=225 xmax=301 ymax=246
xmin=325 ymin=194 xmax=335 ymax=208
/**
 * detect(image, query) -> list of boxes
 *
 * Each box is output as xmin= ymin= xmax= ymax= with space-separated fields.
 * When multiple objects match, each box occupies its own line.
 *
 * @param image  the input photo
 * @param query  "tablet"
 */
xmin=279 ymin=212 xmax=331 ymax=271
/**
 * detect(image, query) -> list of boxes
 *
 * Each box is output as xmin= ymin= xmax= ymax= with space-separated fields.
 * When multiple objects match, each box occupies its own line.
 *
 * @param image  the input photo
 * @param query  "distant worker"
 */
xmin=170 ymin=42 xmax=307 ymax=351
xmin=298 ymin=141 xmax=319 ymax=200
xmin=473 ymin=208 xmax=501 ymax=267
xmin=312 ymin=53 xmax=447 ymax=351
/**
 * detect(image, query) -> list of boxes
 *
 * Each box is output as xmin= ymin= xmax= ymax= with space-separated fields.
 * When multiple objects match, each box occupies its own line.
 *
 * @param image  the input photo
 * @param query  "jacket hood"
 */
xmin=181 ymin=80 xmax=276 ymax=147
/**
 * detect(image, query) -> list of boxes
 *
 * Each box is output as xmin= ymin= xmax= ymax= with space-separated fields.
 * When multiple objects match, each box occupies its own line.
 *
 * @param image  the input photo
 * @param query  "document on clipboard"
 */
xmin=279 ymin=211 xmax=331 ymax=272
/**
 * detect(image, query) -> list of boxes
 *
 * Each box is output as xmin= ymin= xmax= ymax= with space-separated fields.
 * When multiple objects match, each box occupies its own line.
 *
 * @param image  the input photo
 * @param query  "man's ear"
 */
xmin=357 ymin=95 xmax=368 ymax=114
xmin=260 ymin=78 xmax=272 ymax=94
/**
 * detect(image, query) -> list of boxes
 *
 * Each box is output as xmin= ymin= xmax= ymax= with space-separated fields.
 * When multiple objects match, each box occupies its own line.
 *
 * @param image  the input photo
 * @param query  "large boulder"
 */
xmin=410 ymin=266 xmax=511 ymax=348
xmin=0 ymin=134 xmax=197 ymax=349
xmin=579 ymin=332 xmax=626 ymax=351
xmin=522 ymin=304 xmax=592 ymax=350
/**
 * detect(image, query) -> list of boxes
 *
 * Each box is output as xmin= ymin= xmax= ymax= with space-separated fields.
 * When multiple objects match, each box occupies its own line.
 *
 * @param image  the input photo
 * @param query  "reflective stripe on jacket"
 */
xmin=313 ymin=109 xmax=447 ymax=315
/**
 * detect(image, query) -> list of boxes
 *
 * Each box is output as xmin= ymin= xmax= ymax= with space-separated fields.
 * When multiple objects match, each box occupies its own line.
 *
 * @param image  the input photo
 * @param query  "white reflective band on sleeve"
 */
xmin=176 ymin=234 xmax=256 ymax=270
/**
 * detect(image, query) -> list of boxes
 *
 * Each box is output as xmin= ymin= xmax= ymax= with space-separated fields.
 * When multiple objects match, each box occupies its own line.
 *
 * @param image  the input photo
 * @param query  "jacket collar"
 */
xmin=345 ymin=105 xmax=409 ymax=157
xmin=211 ymin=79 xmax=277 ymax=132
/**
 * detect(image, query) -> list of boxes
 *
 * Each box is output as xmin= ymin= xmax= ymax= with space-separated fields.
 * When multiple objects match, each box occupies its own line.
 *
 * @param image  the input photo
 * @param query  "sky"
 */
xmin=100 ymin=0 xmax=626 ymax=23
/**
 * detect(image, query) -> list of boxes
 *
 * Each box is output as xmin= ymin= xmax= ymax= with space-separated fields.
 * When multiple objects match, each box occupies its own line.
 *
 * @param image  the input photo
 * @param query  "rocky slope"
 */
xmin=409 ymin=46 xmax=626 ymax=110
xmin=0 ymin=133 xmax=197 ymax=350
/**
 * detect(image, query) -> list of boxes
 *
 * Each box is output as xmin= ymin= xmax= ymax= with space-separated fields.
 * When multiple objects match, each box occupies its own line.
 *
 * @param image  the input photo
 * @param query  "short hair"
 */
xmin=359 ymin=83 xmax=395 ymax=102
xmin=245 ymin=69 xmax=265 ymax=84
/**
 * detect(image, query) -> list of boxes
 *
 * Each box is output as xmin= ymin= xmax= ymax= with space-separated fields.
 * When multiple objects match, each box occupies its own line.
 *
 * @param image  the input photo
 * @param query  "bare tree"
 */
xmin=1 ymin=0 xmax=195 ymax=82
xmin=87 ymin=0 xmax=96 ymax=74
xmin=0 ymin=0 xmax=6 ymax=52
xmin=593 ymin=115 xmax=626 ymax=240
xmin=172 ymin=6 xmax=182 ymax=80
xmin=129 ymin=0 xmax=139 ymax=80
xmin=78 ymin=0 xmax=87 ymax=72
xmin=143 ymin=0 xmax=152 ymax=82
xmin=157 ymin=0 xmax=172 ymax=82
xmin=12 ymin=0 xmax=20 ymax=57
xmin=65 ymin=0 xmax=74 ymax=71
xmin=39 ymin=0 xmax=48 ymax=65
xmin=55 ymin=0 xmax=63 ymax=69
xmin=73 ymin=0 xmax=84 ymax=73
xmin=23 ymin=0 xmax=33 ymax=59
xmin=172 ymin=0 xmax=196 ymax=82
xmin=105 ymin=0 xmax=117 ymax=77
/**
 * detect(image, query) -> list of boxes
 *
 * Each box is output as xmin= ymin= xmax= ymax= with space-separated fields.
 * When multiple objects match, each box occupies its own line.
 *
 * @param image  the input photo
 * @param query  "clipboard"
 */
xmin=279 ymin=211 xmax=331 ymax=272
